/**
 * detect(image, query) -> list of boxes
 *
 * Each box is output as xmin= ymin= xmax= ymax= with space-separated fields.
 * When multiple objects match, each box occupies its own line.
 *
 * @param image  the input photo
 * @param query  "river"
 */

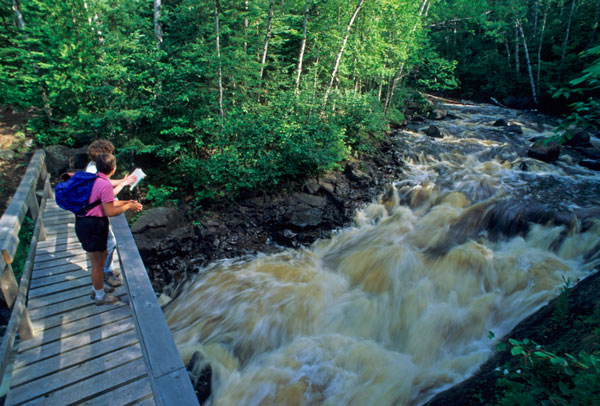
xmin=163 ymin=99 xmax=600 ymax=405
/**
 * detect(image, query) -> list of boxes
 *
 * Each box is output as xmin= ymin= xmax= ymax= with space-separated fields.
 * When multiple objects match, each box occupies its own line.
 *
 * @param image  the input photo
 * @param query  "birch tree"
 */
xmin=154 ymin=0 xmax=163 ymax=46
xmin=294 ymin=0 xmax=310 ymax=93
xmin=215 ymin=0 xmax=224 ymax=128
xmin=559 ymin=0 xmax=577 ymax=79
xmin=518 ymin=22 xmax=538 ymax=104
xmin=259 ymin=0 xmax=274 ymax=81
xmin=323 ymin=0 xmax=366 ymax=106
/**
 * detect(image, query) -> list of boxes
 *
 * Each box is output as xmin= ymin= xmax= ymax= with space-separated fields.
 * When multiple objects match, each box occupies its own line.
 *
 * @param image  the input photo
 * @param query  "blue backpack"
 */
xmin=55 ymin=172 xmax=102 ymax=215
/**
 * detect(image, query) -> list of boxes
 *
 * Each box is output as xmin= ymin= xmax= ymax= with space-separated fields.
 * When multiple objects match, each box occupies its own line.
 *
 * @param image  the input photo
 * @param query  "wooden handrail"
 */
xmin=111 ymin=214 xmax=199 ymax=406
xmin=0 ymin=150 xmax=50 ymax=387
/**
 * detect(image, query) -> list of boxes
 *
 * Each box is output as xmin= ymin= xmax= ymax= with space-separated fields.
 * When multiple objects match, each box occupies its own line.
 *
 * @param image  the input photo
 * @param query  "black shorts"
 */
xmin=75 ymin=216 xmax=109 ymax=252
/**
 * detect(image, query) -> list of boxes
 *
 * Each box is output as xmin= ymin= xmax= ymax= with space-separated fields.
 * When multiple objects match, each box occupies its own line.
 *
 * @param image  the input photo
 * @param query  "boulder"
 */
xmin=579 ymin=159 xmax=600 ymax=171
xmin=186 ymin=351 xmax=212 ymax=404
xmin=564 ymin=130 xmax=592 ymax=148
xmin=424 ymin=125 xmax=443 ymax=138
xmin=44 ymin=145 xmax=90 ymax=175
xmin=131 ymin=207 xmax=186 ymax=236
xmin=430 ymin=108 xmax=448 ymax=120
xmin=527 ymin=141 xmax=560 ymax=163
xmin=505 ymin=124 xmax=523 ymax=134
xmin=492 ymin=119 xmax=508 ymax=127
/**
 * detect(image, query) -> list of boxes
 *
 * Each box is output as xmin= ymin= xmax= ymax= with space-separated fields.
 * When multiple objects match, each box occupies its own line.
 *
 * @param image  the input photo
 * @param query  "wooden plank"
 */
xmin=44 ymin=224 xmax=75 ymax=235
xmin=154 ymin=368 xmax=201 ymax=406
xmin=74 ymin=374 xmax=154 ymax=406
xmin=10 ymin=357 xmax=148 ymax=406
xmin=29 ymin=268 xmax=90 ymax=289
xmin=35 ymin=241 xmax=81 ymax=255
xmin=31 ymin=260 xmax=89 ymax=280
xmin=28 ymin=287 xmax=126 ymax=320
xmin=33 ymin=252 xmax=87 ymax=271
xmin=0 ymin=263 xmax=19 ymax=308
xmin=18 ymin=306 xmax=132 ymax=352
xmin=28 ymin=279 xmax=100 ymax=306
xmin=37 ymin=237 xmax=81 ymax=250
xmin=112 ymin=214 xmax=198 ymax=405
xmin=16 ymin=316 xmax=135 ymax=367
xmin=31 ymin=301 xmax=128 ymax=333
xmin=6 ymin=344 xmax=145 ymax=405
xmin=34 ymin=248 xmax=82 ymax=263
xmin=10 ymin=329 xmax=141 ymax=386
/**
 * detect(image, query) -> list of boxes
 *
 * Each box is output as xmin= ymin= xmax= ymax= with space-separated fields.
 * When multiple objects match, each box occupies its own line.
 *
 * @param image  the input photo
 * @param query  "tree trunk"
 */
xmin=294 ymin=0 xmax=310 ymax=93
xmin=214 ymin=0 xmax=224 ymax=129
xmin=559 ymin=0 xmax=576 ymax=80
xmin=323 ymin=0 xmax=366 ymax=106
xmin=533 ymin=0 xmax=539 ymax=37
xmin=591 ymin=0 xmax=600 ymax=45
xmin=536 ymin=10 xmax=547 ymax=96
xmin=154 ymin=0 xmax=163 ymax=46
xmin=514 ymin=23 xmax=520 ymax=73
xmin=11 ymin=0 xmax=25 ymax=28
xmin=384 ymin=0 xmax=429 ymax=115
xmin=244 ymin=1 xmax=249 ymax=54
xmin=378 ymin=79 xmax=383 ymax=102
xmin=259 ymin=0 xmax=274 ymax=81
xmin=505 ymin=37 xmax=512 ymax=71
xmin=519 ymin=23 xmax=538 ymax=104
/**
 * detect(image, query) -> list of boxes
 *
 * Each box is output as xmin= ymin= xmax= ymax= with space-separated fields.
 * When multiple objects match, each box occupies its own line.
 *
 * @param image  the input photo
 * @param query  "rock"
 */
xmin=424 ymin=125 xmax=443 ymax=138
xmin=302 ymin=180 xmax=320 ymax=195
xmin=564 ymin=130 xmax=592 ymax=148
xmin=527 ymin=141 xmax=560 ymax=163
xmin=505 ymin=124 xmax=523 ymax=134
xmin=131 ymin=207 xmax=186 ymax=235
xmin=430 ymin=108 xmax=448 ymax=120
xmin=0 ymin=149 xmax=15 ymax=160
xmin=44 ymin=145 xmax=90 ymax=175
xmin=187 ymin=351 xmax=212 ymax=404
xmin=412 ymin=114 xmax=426 ymax=122
xmin=44 ymin=145 xmax=71 ymax=175
xmin=579 ymin=159 xmax=600 ymax=171
xmin=492 ymin=119 xmax=508 ymax=127
xmin=344 ymin=163 xmax=369 ymax=183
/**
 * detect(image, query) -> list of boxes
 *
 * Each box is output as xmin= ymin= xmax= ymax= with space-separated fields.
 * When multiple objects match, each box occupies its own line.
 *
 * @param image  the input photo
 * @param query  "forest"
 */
xmin=0 ymin=0 xmax=598 ymax=203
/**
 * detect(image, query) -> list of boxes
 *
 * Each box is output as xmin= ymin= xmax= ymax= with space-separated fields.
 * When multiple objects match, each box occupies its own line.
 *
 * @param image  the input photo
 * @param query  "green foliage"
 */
xmin=553 ymin=46 xmax=600 ymax=142
xmin=145 ymin=184 xmax=178 ymax=207
xmin=552 ymin=276 xmax=572 ymax=327
xmin=495 ymin=339 xmax=600 ymax=406
xmin=12 ymin=216 xmax=34 ymax=281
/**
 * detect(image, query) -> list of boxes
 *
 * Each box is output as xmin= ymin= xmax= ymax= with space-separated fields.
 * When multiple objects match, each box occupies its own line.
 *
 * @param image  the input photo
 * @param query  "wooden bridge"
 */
xmin=0 ymin=151 xmax=199 ymax=405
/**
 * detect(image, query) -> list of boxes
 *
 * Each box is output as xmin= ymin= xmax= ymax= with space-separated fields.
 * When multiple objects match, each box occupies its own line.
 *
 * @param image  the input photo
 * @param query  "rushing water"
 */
xmin=164 ymin=100 xmax=600 ymax=405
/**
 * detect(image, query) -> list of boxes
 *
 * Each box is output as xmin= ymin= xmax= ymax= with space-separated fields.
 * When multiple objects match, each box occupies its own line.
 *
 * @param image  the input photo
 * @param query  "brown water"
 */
xmin=164 ymin=100 xmax=600 ymax=405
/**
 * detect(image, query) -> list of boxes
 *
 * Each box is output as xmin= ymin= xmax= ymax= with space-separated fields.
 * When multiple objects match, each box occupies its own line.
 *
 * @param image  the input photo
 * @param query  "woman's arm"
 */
xmin=102 ymin=200 xmax=142 ymax=217
xmin=110 ymin=174 xmax=137 ymax=196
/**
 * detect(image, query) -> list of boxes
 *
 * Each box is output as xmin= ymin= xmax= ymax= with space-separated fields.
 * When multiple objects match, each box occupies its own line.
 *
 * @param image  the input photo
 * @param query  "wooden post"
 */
xmin=0 ymin=262 xmax=19 ymax=308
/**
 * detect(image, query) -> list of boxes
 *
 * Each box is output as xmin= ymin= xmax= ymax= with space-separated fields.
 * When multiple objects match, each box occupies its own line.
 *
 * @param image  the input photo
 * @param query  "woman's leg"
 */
xmin=89 ymin=250 xmax=108 ymax=290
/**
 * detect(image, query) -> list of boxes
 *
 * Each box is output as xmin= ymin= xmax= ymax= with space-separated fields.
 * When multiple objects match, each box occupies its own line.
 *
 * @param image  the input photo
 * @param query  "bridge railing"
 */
xmin=106 ymin=204 xmax=199 ymax=405
xmin=0 ymin=150 xmax=50 ymax=383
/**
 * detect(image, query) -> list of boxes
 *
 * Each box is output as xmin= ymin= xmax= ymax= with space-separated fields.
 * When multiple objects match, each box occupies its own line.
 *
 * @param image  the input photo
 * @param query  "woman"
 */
xmin=75 ymin=153 xmax=142 ymax=305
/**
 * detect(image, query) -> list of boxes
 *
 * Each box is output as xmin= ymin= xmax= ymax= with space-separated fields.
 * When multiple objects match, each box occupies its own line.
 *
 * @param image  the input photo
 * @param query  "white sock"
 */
xmin=94 ymin=288 xmax=105 ymax=300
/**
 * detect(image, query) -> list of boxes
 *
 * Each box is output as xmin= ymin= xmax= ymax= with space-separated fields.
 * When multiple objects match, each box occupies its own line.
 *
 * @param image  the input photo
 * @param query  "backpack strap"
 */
xmin=75 ymin=199 xmax=103 ymax=216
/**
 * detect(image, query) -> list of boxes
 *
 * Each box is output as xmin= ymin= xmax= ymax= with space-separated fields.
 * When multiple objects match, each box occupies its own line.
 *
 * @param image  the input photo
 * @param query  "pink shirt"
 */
xmin=86 ymin=173 xmax=114 ymax=217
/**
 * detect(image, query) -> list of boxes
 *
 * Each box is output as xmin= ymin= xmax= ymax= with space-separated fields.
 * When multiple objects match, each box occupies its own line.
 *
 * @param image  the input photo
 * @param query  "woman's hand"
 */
xmin=128 ymin=200 xmax=143 ymax=213
xmin=123 ymin=174 xmax=138 ymax=186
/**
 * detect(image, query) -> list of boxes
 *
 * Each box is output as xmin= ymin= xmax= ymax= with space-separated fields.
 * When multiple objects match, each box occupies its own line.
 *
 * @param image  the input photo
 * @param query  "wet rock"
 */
xmin=527 ymin=141 xmax=560 ymax=163
xmin=424 ymin=125 xmax=443 ymax=138
xmin=344 ymin=163 xmax=369 ymax=184
xmin=492 ymin=118 xmax=508 ymax=127
xmin=430 ymin=108 xmax=448 ymax=120
xmin=505 ymin=124 xmax=523 ymax=134
xmin=564 ymin=129 xmax=592 ymax=148
xmin=44 ymin=145 xmax=89 ymax=175
xmin=186 ymin=351 xmax=212 ymax=404
xmin=579 ymin=159 xmax=600 ymax=171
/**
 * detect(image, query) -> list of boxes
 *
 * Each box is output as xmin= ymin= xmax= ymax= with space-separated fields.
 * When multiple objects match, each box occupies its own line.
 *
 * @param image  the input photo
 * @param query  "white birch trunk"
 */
xmin=559 ymin=0 xmax=576 ymax=78
xmin=12 ymin=0 xmax=25 ymax=28
xmin=323 ymin=0 xmax=366 ymax=106
xmin=244 ymin=1 xmax=249 ymax=54
xmin=215 ymin=0 xmax=224 ymax=129
xmin=154 ymin=0 xmax=163 ymax=45
xmin=505 ymin=37 xmax=512 ymax=70
xmin=259 ymin=0 xmax=274 ymax=81
xmin=514 ymin=23 xmax=520 ymax=73
xmin=536 ymin=11 xmax=547 ymax=96
xmin=519 ymin=23 xmax=538 ymax=104
xmin=294 ymin=0 xmax=310 ymax=93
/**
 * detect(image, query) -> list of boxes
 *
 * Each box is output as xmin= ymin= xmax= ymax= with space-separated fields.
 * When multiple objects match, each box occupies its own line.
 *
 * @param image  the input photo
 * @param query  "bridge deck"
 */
xmin=4 ymin=201 xmax=155 ymax=406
